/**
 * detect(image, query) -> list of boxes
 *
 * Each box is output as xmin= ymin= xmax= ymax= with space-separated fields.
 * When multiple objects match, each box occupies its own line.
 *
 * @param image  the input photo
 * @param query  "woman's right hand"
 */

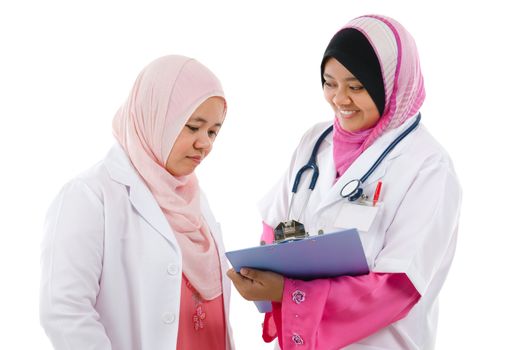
xmin=226 ymin=268 xmax=284 ymax=302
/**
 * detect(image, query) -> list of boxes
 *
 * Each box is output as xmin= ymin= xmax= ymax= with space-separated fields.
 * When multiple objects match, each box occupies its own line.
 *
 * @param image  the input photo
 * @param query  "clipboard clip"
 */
xmin=274 ymin=220 xmax=308 ymax=243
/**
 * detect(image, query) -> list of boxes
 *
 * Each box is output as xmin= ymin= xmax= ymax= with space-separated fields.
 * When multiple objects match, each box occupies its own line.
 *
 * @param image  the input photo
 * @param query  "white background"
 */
xmin=1 ymin=0 xmax=527 ymax=349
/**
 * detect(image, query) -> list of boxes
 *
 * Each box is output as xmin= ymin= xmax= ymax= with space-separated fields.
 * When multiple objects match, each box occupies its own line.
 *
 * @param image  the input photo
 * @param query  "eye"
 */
xmin=186 ymin=125 xmax=199 ymax=132
xmin=349 ymin=85 xmax=365 ymax=91
xmin=323 ymin=81 xmax=337 ymax=89
xmin=208 ymin=130 xmax=218 ymax=138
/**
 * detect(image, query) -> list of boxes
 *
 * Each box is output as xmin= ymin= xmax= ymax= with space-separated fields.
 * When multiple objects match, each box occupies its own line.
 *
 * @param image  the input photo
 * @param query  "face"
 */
xmin=323 ymin=57 xmax=380 ymax=132
xmin=165 ymin=96 xmax=225 ymax=177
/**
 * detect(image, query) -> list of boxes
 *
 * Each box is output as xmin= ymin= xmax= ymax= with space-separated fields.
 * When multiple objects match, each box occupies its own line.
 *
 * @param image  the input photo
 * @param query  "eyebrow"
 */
xmin=323 ymin=73 xmax=359 ymax=82
xmin=188 ymin=117 xmax=222 ymax=128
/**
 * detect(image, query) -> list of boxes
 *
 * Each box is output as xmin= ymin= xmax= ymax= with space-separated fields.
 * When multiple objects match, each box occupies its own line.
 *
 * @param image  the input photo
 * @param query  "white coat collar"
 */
xmin=103 ymin=144 xmax=180 ymax=250
xmin=316 ymin=115 xmax=419 ymax=211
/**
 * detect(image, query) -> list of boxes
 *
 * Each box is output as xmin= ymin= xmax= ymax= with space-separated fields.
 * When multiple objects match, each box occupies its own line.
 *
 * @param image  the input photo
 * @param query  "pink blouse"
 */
xmin=176 ymin=274 xmax=226 ymax=350
xmin=262 ymin=272 xmax=420 ymax=349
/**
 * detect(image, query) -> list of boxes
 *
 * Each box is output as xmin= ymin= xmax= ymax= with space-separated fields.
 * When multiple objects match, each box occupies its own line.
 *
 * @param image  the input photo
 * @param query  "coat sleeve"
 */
xmin=40 ymin=179 xmax=112 ymax=350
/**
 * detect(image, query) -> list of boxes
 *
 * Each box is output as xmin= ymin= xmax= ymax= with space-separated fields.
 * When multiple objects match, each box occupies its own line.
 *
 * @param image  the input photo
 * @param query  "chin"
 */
xmin=179 ymin=169 xmax=195 ymax=177
xmin=167 ymin=167 xmax=193 ymax=177
xmin=339 ymin=120 xmax=360 ymax=132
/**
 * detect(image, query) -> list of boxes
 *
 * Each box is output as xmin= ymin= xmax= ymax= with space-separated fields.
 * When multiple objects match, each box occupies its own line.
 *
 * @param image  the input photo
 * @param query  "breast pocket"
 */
xmin=334 ymin=202 xmax=382 ymax=233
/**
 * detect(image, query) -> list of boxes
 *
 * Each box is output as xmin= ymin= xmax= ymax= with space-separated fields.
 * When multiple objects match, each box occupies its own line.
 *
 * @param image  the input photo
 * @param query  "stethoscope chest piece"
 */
xmin=340 ymin=179 xmax=363 ymax=201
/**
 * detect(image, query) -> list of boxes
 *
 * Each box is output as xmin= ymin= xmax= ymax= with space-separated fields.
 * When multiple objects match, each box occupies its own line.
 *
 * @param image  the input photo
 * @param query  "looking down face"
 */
xmin=165 ymin=96 xmax=225 ymax=177
xmin=323 ymin=57 xmax=380 ymax=132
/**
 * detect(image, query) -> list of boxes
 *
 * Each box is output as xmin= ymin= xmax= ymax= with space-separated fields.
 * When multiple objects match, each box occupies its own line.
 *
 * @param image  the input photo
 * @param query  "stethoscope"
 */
xmin=287 ymin=113 xmax=421 ymax=221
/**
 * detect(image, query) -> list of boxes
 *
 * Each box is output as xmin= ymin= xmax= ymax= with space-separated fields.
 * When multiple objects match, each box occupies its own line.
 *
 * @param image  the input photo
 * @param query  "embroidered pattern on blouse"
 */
xmin=292 ymin=333 xmax=304 ymax=345
xmin=193 ymin=306 xmax=206 ymax=330
xmin=292 ymin=290 xmax=306 ymax=304
xmin=186 ymin=280 xmax=207 ymax=331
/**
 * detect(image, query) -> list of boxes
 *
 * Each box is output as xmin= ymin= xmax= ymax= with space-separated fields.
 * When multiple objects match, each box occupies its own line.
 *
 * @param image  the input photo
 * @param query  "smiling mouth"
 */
xmin=338 ymin=109 xmax=360 ymax=118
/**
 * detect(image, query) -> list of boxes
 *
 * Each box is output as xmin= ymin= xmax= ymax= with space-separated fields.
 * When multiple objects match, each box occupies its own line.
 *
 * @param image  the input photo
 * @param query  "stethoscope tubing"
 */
xmin=288 ymin=113 xmax=421 ymax=220
xmin=291 ymin=125 xmax=334 ymax=193
xmin=359 ymin=113 xmax=421 ymax=183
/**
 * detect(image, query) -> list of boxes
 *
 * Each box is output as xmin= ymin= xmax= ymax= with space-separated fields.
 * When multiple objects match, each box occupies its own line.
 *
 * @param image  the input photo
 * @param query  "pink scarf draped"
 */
xmin=112 ymin=55 xmax=226 ymax=300
xmin=333 ymin=119 xmax=372 ymax=178
xmin=332 ymin=15 xmax=426 ymax=176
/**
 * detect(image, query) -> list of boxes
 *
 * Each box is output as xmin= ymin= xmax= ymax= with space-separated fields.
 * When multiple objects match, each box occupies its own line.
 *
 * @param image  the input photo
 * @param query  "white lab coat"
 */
xmin=40 ymin=144 xmax=234 ymax=350
xmin=260 ymin=116 xmax=461 ymax=350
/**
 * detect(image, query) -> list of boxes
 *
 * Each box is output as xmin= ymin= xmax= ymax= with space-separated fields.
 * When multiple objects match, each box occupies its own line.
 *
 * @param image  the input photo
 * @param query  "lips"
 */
xmin=187 ymin=155 xmax=203 ymax=164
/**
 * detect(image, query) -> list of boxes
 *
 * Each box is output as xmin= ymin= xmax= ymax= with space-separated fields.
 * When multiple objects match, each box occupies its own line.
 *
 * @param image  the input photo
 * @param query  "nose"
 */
xmin=194 ymin=132 xmax=212 ymax=151
xmin=332 ymin=87 xmax=350 ymax=106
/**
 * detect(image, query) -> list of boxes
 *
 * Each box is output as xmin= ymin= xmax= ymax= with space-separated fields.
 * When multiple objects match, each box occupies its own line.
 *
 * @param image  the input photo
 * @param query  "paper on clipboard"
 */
xmin=225 ymin=228 xmax=369 ymax=312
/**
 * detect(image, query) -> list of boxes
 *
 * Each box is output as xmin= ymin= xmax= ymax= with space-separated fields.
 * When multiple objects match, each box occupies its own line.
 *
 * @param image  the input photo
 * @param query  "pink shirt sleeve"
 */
xmin=263 ymin=272 xmax=420 ymax=349
xmin=260 ymin=221 xmax=275 ymax=245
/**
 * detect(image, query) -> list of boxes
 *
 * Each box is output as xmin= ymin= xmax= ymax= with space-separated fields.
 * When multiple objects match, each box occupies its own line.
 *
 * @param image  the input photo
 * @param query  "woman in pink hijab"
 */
xmin=228 ymin=15 xmax=461 ymax=349
xmin=40 ymin=55 xmax=234 ymax=350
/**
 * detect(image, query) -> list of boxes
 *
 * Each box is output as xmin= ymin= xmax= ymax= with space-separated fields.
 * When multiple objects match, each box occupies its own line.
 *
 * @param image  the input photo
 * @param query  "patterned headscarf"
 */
xmin=323 ymin=15 xmax=425 ymax=176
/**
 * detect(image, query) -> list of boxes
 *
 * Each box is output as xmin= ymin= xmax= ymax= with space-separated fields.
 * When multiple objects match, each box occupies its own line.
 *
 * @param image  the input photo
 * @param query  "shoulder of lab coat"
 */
xmin=40 ymin=144 xmax=234 ymax=350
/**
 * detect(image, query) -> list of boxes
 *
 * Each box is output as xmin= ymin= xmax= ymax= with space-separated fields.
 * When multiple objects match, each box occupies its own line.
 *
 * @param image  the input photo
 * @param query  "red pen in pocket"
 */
xmin=373 ymin=181 xmax=382 ymax=207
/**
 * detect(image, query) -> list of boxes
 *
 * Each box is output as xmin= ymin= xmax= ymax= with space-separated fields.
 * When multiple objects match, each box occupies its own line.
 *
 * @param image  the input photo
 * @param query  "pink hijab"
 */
xmin=112 ymin=55 xmax=226 ymax=300
xmin=331 ymin=15 xmax=426 ymax=177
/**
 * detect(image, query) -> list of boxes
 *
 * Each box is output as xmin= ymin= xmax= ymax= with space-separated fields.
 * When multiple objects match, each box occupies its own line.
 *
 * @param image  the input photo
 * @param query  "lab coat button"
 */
xmin=162 ymin=312 xmax=176 ymax=324
xmin=167 ymin=264 xmax=179 ymax=275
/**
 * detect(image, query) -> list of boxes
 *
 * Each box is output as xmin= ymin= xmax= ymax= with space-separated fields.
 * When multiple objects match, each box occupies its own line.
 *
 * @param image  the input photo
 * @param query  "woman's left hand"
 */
xmin=226 ymin=268 xmax=284 ymax=302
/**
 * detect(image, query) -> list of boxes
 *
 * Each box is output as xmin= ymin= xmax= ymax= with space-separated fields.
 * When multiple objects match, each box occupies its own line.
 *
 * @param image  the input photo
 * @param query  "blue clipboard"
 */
xmin=225 ymin=228 xmax=369 ymax=312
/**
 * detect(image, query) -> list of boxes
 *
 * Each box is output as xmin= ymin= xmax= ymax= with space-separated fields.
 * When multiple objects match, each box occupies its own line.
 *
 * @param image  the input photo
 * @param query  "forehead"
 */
xmin=188 ymin=96 xmax=225 ymax=124
xmin=323 ymin=58 xmax=357 ymax=79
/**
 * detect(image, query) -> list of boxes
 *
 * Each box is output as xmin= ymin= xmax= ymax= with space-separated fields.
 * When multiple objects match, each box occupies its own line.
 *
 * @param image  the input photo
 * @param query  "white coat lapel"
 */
xmin=290 ymin=136 xmax=336 ymax=224
xmin=309 ymin=140 xmax=336 ymax=211
xmin=104 ymin=144 xmax=179 ymax=249
xmin=127 ymin=179 xmax=179 ymax=248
